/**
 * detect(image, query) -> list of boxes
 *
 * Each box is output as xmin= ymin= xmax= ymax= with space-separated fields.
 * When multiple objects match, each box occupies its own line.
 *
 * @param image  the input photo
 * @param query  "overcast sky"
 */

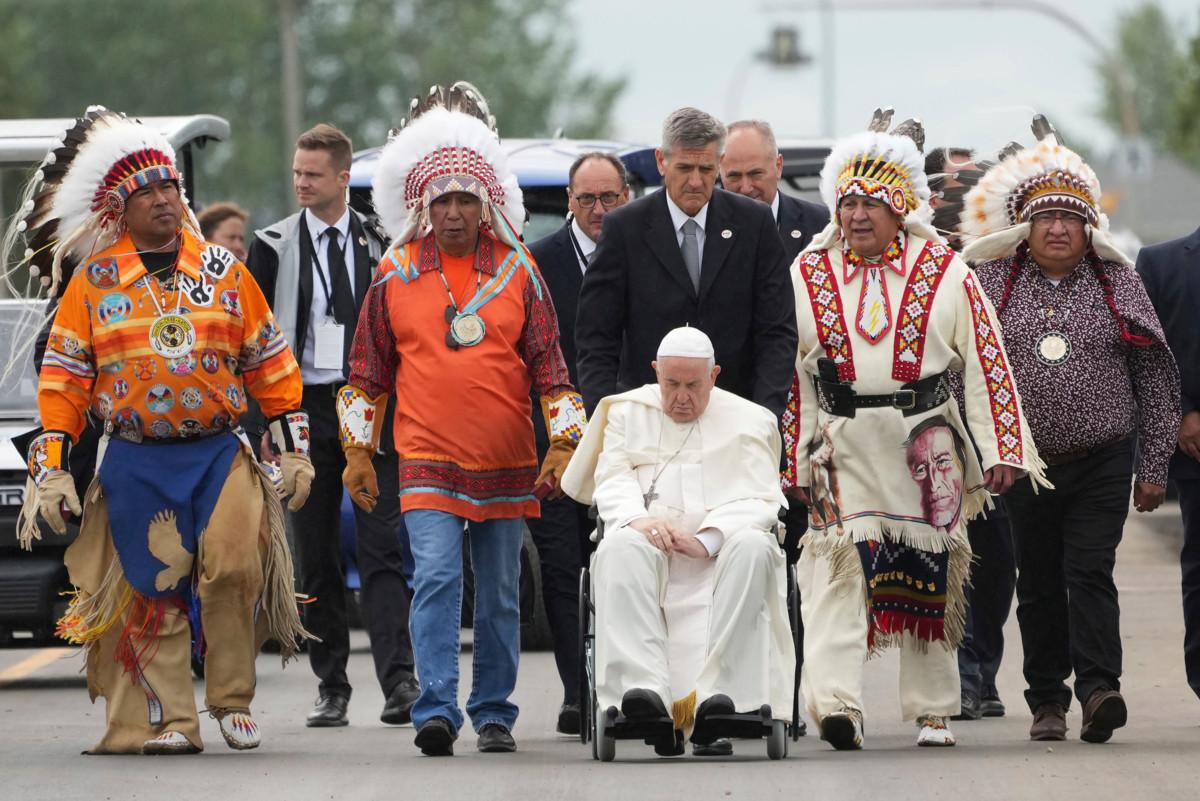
xmin=568 ymin=0 xmax=1198 ymax=157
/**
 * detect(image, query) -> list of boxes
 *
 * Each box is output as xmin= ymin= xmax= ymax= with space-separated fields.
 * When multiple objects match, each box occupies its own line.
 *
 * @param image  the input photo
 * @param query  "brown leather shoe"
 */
xmin=1080 ymin=690 xmax=1127 ymax=743
xmin=1029 ymin=703 xmax=1067 ymax=741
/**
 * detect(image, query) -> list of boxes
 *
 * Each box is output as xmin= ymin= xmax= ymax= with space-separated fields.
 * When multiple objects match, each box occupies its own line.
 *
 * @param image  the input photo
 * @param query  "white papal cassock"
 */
xmin=562 ymin=384 xmax=795 ymax=727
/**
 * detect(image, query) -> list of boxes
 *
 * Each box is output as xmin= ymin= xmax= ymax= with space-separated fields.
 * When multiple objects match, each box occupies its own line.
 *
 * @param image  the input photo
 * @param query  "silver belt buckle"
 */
xmin=892 ymin=389 xmax=917 ymax=410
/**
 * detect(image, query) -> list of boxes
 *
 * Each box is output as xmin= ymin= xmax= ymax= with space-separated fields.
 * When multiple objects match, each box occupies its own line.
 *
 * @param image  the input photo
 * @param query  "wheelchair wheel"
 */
xmin=767 ymin=719 xmax=788 ymax=760
xmin=593 ymin=694 xmax=615 ymax=762
xmin=577 ymin=567 xmax=593 ymax=746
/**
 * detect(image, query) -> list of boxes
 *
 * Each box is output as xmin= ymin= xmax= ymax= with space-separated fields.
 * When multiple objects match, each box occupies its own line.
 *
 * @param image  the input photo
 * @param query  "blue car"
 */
xmin=336 ymin=139 xmax=660 ymax=647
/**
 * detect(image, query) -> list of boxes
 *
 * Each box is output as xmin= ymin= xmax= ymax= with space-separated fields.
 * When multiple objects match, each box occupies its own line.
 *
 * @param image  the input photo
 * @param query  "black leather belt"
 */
xmin=814 ymin=370 xmax=951 ymax=418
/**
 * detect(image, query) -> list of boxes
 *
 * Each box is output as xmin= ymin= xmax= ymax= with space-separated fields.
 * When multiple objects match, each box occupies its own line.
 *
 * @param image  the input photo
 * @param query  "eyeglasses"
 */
xmin=1030 ymin=211 xmax=1086 ymax=229
xmin=572 ymin=192 xmax=622 ymax=209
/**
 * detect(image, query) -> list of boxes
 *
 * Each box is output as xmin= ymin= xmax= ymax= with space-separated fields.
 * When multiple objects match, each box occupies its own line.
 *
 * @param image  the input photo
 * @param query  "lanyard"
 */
xmin=567 ymin=219 xmax=590 ymax=270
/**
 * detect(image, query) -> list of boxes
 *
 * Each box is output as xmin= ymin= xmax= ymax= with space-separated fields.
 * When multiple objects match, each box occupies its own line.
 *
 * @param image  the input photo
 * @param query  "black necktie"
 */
xmin=324 ymin=227 xmax=356 ymax=327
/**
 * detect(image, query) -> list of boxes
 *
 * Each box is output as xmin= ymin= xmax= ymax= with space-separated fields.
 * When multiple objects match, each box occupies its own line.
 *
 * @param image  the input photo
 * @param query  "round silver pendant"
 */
xmin=149 ymin=313 xmax=196 ymax=359
xmin=1035 ymin=331 xmax=1071 ymax=366
xmin=449 ymin=312 xmax=486 ymax=347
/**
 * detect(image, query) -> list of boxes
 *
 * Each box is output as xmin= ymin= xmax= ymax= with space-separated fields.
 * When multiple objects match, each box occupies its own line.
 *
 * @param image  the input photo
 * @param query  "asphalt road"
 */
xmin=2 ymin=504 xmax=1197 ymax=801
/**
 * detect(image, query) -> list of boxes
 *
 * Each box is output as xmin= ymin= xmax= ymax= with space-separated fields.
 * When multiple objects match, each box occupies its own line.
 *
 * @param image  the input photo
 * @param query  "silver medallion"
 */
xmin=449 ymin=311 xmax=486 ymax=347
xmin=149 ymin=313 xmax=196 ymax=359
xmin=1035 ymin=331 xmax=1071 ymax=366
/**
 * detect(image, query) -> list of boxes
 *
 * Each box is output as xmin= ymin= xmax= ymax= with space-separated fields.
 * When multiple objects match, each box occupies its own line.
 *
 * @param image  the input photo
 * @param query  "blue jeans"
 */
xmin=404 ymin=509 xmax=523 ymax=732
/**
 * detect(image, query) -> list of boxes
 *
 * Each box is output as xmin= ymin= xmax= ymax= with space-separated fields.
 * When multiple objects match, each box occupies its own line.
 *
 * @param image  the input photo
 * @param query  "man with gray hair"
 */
xmin=720 ymin=120 xmax=829 ymax=262
xmin=576 ymin=107 xmax=798 ymax=422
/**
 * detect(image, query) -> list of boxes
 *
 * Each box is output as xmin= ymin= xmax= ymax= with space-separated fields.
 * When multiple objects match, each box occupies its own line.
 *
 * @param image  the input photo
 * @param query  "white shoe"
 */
xmin=143 ymin=730 xmax=200 ymax=755
xmin=820 ymin=708 xmax=864 ymax=750
xmin=216 ymin=711 xmax=261 ymax=750
xmin=916 ymin=714 xmax=956 ymax=747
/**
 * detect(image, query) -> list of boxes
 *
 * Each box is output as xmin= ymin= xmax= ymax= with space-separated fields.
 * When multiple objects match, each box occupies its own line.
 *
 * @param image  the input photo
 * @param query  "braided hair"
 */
xmin=994 ymin=240 xmax=1029 ymax=315
xmin=1087 ymin=247 xmax=1154 ymax=348
xmin=996 ymin=240 xmax=1153 ymax=348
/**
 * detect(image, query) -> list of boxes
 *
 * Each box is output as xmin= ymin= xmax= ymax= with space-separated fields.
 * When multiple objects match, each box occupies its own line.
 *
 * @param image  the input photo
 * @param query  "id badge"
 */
xmin=314 ymin=320 xmax=345 ymax=370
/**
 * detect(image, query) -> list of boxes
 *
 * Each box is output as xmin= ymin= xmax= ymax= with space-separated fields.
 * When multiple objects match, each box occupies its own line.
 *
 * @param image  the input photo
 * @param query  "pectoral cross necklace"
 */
xmin=643 ymin=414 xmax=699 ymax=508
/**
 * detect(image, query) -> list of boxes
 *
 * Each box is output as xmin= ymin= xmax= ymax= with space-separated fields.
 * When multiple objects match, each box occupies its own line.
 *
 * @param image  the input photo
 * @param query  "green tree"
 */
xmin=0 ymin=0 xmax=625 ymax=220
xmin=1096 ymin=1 xmax=1200 ymax=172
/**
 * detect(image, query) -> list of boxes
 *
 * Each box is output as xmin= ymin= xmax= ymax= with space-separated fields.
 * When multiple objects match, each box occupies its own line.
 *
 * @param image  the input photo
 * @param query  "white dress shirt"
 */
xmin=769 ymin=191 xmax=781 ymax=222
xmin=570 ymin=217 xmax=597 ymax=273
xmin=302 ymin=207 xmax=356 ymax=384
xmin=665 ymin=193 xmax=708 ymax=267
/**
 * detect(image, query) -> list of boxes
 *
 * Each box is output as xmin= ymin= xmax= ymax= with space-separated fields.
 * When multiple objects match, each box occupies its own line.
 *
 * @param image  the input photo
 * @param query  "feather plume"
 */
xmin=867 ymin=107 xmax=894 ymax=133
xmin=889 ymin=117 xmax=925 ymax=153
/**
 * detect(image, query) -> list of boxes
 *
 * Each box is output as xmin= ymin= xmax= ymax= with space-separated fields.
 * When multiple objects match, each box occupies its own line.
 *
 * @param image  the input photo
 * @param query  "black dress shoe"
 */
xmin=477 ymin=723 xmax=516 ymax=753
xmin=414 ymin=716 xmax=457 ymax=756
xmin=380 ymin=677 xmax=420 ymax=725
xmin=980 ymin=685 xmax=1006 ymax=718
xmin=620 ymin=688 xmax=669 ymax=720
xmin=692 ymin=737 xmax=733 ymax=756
xmin=305 ymin=694 xmax=349 ymax=728
xmin=797 ymin=719 xmax=808 ymax=737
xmin=952 ymin=690 xmax=982 ymax=721
xmin=691 ymin=694 xmax=735 ymax=746
xmin=556 ymin=703 xmax=581 ymax=735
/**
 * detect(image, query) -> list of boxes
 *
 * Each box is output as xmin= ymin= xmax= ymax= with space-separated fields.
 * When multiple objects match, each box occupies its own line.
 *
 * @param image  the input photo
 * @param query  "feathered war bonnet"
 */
xmin=371 ymin=82 xmax=525 ymax=250
xmin=959 ymin=114 xmax=1128 ymax=265
xmin=805 ymin=107 xmax=943 ymax=253
xmin=2 ymin=106 xmax=201 ymax=297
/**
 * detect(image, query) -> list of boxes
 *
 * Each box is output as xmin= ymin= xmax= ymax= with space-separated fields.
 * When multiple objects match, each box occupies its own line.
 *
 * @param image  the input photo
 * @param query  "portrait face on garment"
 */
xmin=720 ymin=125 xmax=783 ymax=204
xmin=567 ymin=156 xmax=629 ymax=241
xmin=653 ymin=355 xmax=720 ymax=423
xmin=838 ymin=195 xmax=902 ymax=258
xmin=1026 ymin=210 xmax=1088 ymax=271
xmin=429 ymin=192 xmax=483 ymax=256
xmin=123 ymin=179 xmax=183 ymax=247
xmin=292 ymin=147 xmax=348 ymax=213
xmin=656 ymin=141 xmax=721 ymax=217
xmin=904 ymin=417 xmax=966 ymax=531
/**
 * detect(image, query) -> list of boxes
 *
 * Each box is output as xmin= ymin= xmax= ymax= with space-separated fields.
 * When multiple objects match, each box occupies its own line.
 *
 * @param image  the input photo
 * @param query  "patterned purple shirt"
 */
xmin=975 ymin=255 xmax=1180 ymax=486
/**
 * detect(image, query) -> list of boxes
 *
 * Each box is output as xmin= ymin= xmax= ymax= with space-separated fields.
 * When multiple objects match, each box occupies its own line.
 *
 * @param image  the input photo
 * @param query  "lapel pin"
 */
xmin=358 ymin=236 xmax=368 ymax=246
xmin=721 ymin=229 xmax=732 ymax=239
xmin=791 ymin=229 xmax=802 ymax=238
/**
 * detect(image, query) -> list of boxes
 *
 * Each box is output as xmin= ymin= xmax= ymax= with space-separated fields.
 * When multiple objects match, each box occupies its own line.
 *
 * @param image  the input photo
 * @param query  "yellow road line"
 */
xmin=0 ymin=648 xmax=73 ymax=685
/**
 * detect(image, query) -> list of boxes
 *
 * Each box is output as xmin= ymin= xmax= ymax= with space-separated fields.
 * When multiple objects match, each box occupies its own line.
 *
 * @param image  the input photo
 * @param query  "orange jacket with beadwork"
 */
xmin=38 ymin=230 xmax=301 ymax=442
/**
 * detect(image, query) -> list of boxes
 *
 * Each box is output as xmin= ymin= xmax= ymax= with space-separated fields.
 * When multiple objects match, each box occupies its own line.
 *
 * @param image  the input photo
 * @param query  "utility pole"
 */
xmin=278 ymin=0 xmax=304 ymax=209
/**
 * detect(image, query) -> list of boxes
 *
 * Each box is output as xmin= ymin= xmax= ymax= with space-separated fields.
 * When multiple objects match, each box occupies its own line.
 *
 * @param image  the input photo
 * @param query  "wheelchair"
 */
xmin=576 ymin=509 xmax=803 ymax=761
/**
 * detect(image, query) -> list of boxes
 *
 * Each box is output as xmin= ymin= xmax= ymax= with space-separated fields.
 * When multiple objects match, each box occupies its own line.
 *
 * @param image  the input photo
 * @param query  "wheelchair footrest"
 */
xmin=697 ymin=705 xmax=775 ymax=740
xmin=602 ymin=706 xmax=676 ymax=742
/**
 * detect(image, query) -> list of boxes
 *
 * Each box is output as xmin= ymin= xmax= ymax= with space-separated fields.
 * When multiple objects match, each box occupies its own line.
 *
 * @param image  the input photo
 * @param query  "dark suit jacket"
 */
xmin=245 ymin=210 xmax=387 ymax=441
xmin=776 ymin=193 xmax=830 ymax=263
xmin=246 ymin=211 xmax=382 ymax=362
xmin=528 ymin=222 xmax=584 ymax=456
xmin=1137 ymin=227 xmax=1200 ymax=480
xmin=576 ymin=187 xmax=798 ymax=419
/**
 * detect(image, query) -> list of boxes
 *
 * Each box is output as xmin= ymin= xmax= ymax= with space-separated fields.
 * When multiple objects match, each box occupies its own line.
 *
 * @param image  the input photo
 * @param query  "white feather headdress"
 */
xmin=371 ymin=83 xmax=524 ymax=250
xmin=806 ymin=108 xmax=942 ymax=252
xmin=960 ymin=119 xmax=1127 ymax=265
xmin=4 ymin=106 xmax=199 ymax=296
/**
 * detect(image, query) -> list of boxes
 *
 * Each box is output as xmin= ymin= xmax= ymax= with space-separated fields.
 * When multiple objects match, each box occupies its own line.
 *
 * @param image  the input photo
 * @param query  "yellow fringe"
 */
xmin=672 ymin=690 xmax=697 ymax=732
xmin=55 ymin=557 xmax=134 ymax=649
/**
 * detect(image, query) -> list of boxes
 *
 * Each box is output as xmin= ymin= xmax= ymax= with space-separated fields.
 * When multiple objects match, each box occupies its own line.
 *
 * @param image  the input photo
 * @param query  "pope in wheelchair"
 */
xmin=562 ymin=327 xmax=797 ymax=760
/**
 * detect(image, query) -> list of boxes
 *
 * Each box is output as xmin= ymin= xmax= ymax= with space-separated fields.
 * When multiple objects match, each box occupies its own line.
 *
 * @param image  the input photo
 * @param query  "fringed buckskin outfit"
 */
xmin=11 ymin=108 xmax=313 ymax=754
xmin=785 ymin=111 xmax=1045 ymax=747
